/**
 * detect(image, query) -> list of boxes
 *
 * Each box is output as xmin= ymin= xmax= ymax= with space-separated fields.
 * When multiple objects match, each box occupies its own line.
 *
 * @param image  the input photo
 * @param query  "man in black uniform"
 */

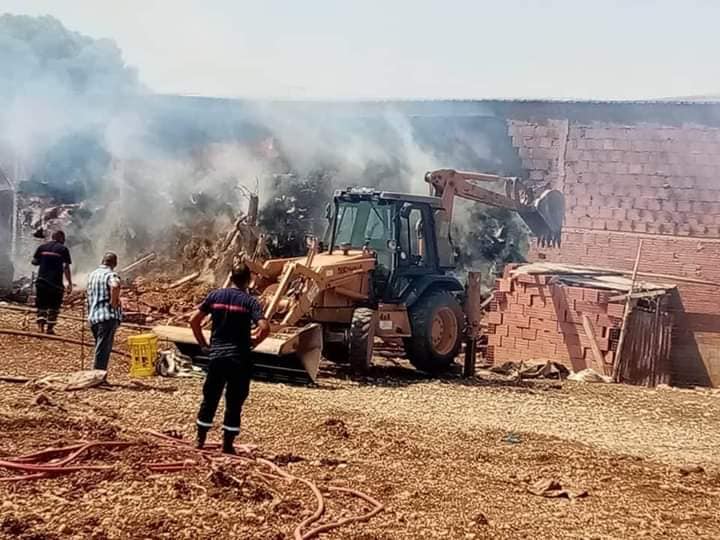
xmin=190 ymin=263 xmax=270 ymax=454
xmin=31 ymin=230 xmax=73 ymax=334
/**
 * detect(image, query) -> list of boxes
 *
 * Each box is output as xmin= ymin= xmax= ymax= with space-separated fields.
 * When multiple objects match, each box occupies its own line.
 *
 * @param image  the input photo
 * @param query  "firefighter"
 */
xmin=190 ymin=263 xmax=270 ymax=454
xmin=31 ymin=230 xmax=73 ymax=334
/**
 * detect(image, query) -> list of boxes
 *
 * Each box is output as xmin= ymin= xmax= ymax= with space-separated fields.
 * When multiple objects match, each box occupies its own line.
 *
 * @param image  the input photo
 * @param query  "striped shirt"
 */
xmin=87 ymin=265 xmax=122 ymax=325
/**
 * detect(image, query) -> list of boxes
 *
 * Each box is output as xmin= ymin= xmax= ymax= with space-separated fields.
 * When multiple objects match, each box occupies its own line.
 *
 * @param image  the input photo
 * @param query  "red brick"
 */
xmin=521 ymin=328 xmax=538 ymax=341
xmin=486 ymin=311 xmax=503 ymax=325
xmin=495 ymin=325 xmax=510 ymax=337
xmin=606 ymin=303 xmax=625 ymax=318
xmin=574 ymin=301 xmax=609 ymax=314
xmin=504 ymin=314 xmax=531 ymax=328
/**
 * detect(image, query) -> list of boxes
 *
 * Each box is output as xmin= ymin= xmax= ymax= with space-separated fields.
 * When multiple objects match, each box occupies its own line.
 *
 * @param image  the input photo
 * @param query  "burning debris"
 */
xmin=258 ymin=172 xmax=334 ymax=258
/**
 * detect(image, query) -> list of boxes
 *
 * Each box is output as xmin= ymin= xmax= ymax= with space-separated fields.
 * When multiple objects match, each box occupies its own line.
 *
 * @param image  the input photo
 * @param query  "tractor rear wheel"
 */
xmin=404 ymin=290 xmax=463 ymax=373
xmin=349 ymin=308 xmax=377 ymax=372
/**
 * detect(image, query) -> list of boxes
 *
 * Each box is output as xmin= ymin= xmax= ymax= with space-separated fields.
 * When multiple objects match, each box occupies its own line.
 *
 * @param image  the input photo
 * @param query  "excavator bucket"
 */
xmin=517 ymin=189 xmax=565 ymax=248
xmin=152 ymin=323 xmax=323 ymax=385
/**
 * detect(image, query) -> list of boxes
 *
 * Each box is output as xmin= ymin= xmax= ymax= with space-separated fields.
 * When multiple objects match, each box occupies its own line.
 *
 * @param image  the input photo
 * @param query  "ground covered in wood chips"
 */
xmin=1 ymin=309 xmax=720 ymax=539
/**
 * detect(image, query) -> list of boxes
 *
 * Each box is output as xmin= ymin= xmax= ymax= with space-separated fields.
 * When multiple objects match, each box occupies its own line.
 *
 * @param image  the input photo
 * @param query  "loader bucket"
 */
xmin=152 ymin=323 xmax=323 ymax=385
xmin=517 ymin=189 xmax=565 ymax=248
xmin=251 ymin=323 xmax=323 ymax=384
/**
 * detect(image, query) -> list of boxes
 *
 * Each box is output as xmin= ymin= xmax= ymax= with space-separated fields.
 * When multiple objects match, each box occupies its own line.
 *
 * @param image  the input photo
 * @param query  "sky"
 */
xmin=0 ymin=0 xmax=718 ymax=101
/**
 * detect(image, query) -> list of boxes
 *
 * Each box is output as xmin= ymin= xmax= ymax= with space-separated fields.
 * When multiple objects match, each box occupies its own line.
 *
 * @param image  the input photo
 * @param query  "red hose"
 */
xmin=300 ymin=487 xmax=384 ymax=540
xmin=2 ymin=433 xmax=384 ymax=538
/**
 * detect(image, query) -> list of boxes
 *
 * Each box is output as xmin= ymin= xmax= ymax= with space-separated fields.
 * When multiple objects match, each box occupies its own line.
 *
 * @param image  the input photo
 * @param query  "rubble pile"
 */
xmin=115 ymin=205 xmax=265 ymax=324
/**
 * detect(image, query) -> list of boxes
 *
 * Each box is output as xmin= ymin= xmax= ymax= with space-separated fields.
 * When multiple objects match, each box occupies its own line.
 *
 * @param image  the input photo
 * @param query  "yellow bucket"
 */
xmin=127 ymin=334 xmax=158 ymax=377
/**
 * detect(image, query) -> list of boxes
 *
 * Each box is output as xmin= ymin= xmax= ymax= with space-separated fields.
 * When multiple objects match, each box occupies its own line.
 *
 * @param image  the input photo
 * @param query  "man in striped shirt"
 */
xmin=190 ymin=263 xmax=269 ymax=454
xmin=86 ymin=252 xmax=122 ymax=372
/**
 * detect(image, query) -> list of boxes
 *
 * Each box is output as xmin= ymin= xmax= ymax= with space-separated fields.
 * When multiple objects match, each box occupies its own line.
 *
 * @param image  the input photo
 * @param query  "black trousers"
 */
xmin=196 ymin=355 xmax=252 ymax=433
xmin=36 ymin=281 xmax=64 ymax=327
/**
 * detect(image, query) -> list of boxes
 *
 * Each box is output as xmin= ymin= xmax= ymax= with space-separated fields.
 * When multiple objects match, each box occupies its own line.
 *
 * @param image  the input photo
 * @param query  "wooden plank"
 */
xmin=581 ymin=315 xmax=607 ymax=375
xmin=153 ymin=325 xmax=208 ymax=344
xmin=119 ymin=252 xmax=156 ymax=274
xmin=614 ymin=240 xmax=643 ymax=382
xmin=166 ymin=271 xmax=201 ymax=290
xmin=608 ymin=289 xmax=667 ymax=302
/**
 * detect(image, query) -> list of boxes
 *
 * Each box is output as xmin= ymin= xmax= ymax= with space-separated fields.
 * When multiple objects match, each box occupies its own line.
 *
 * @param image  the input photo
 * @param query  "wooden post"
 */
xmin=463 ymin=271 xmax=483 ymax=378
xmin=581 ymin=315 xmax=606 ymax=375
xmin=613 ymin=239 xmax=643 ymax=382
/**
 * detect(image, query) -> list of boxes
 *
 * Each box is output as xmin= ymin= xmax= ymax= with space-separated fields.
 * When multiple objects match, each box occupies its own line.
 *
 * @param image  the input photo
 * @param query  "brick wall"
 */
xmin=509 ymin=120 xmax=720 ymax=386
xmin=486 ymin=272 xmax=623 ymax=372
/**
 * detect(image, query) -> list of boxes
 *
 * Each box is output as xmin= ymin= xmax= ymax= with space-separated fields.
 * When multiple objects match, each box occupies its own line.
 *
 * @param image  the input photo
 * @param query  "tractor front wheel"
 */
xmin=404 ymin=291 xmax=463 ymax=373
xmin=349 ymin=308 xmax=377 ymax=373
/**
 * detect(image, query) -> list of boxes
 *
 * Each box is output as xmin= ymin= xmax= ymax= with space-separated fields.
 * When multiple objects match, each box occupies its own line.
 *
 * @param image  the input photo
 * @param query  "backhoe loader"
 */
xmin=154 ymin=169 xmax=564 ymax=383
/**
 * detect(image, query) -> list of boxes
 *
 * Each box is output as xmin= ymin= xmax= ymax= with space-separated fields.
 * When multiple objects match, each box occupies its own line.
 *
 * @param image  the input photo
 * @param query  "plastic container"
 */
xmin=127 ymin=334 xmax=158 ymax=377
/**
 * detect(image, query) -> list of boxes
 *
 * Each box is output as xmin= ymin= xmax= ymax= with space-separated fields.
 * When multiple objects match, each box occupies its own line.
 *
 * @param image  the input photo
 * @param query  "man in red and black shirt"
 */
xmin=31 ymin=230 xmax=73 ymax=334
xmin=190 ymin=263 xmax=270 ymax=454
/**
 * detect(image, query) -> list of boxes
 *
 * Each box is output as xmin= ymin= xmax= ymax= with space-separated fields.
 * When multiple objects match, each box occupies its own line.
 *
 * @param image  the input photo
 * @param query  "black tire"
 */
xmin=323 ymin=342 xmax=349 ymax=364
xmin=404 ymin=290 xmax=464 ymax=373
xmin=349 ymin=308 xmax=377 ymax=372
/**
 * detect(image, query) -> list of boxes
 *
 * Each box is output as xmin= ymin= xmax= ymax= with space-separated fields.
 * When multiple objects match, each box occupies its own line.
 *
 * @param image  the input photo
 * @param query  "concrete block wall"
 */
xmin=509 ymin=120 xmax=720 ymax=386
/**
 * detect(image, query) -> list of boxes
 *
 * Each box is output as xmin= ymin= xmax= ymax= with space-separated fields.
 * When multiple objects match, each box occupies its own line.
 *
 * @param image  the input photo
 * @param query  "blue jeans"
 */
xmin=91 ymin=319 xmax=120 ymax=371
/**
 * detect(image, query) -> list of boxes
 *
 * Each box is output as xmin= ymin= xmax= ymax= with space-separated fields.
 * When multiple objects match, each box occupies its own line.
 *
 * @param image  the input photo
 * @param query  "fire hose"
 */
xmin=0 ymin=433 xmax=384 ymax=539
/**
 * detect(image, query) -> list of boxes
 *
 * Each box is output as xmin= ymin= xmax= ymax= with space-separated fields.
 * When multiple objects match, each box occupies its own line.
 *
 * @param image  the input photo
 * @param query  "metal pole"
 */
xmin=463 ymin=338 xmax=477 ymax=378
xmin=80 ymin=293 xmax=86 ymax=370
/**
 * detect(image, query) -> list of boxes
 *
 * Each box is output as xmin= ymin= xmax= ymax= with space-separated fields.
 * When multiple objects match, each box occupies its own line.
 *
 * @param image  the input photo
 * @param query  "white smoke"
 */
xmin=1 ymin=14 xmax=512 ymax=276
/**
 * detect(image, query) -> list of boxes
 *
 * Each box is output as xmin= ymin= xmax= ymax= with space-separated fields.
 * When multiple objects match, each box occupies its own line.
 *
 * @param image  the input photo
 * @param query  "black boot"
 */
xmin=196 ymin=425 xmax=209 ymax=449
xmin=222 ymin=430 xmax=237 ymax=455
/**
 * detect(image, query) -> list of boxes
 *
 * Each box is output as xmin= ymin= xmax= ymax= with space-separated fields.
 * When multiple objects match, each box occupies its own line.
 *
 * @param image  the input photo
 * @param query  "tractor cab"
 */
xmin=328 ymin=188 xmax=456 ymax=302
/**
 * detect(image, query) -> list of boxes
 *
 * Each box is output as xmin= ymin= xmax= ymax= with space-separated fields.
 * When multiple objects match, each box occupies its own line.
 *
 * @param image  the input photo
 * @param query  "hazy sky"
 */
xmin=1 ymin=0 xmax=718 ymax=100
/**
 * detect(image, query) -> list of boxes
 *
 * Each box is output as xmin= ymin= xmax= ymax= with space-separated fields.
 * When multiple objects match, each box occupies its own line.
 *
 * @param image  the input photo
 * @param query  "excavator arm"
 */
xmin=425 ymin=169 xmax=565 ymax=247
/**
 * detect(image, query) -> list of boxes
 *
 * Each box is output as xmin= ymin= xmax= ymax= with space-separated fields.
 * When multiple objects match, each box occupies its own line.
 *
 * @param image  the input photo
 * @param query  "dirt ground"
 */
xmin=1 ymin=309 xmax=720 ymax=539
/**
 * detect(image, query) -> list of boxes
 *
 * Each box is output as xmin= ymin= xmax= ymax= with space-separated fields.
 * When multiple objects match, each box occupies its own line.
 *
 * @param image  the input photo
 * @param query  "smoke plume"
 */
xmin=0 ymin=14 xmax=528 ymax=280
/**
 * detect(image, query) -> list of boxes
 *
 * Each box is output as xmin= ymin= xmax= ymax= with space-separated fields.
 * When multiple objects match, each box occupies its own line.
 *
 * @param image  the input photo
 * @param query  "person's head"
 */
xmin=102 ymin=252 xmax=118 ymax=270
xmin=230 ymin=262 xmax=252 ymax=289
xmin=51 ymin=230 xmax=66 ymax=244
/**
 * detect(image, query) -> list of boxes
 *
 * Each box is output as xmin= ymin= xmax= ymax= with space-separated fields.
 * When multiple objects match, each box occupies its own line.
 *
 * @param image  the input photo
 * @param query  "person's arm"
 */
xmin=249 ymin=297 xmax=270 ymax=348
xmin=31 ymin=246 xmax=41 ymax=266
xmin=190 ymin=309 xmax=210 ymax=349
xmin=251 ymin=319 xmax=270 ymax=349
xmin=63 ymin=265 xmax=73 ymax=293
xmin=63 ymin=248 xmax=73 ymax=293
xmin=190 ymin=294 xmax=213 ymax=349
xmin=109 ymin=274 xmax=121 ymax=309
